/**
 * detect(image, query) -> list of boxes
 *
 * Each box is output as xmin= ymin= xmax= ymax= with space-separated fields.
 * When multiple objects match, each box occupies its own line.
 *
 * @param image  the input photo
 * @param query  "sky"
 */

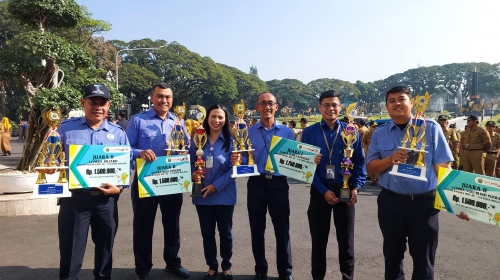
xmin=78 ymin=0 xmax=500 ymax=84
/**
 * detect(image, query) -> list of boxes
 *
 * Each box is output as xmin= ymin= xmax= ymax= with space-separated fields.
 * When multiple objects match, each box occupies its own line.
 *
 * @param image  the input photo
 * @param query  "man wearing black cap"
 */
xmin=484 ymin=121 xmax=500 ymax=176
xmin=57 ymin=84 xmax=129 ymax=280
xmin=362 ymin=121 xmax=378 ymax=184
xmin=437 ymin=115 xmax=459 ymax=169
xmin=460 ymin=114 xmax=491 ymax=175
xmin=295 ymin=117 xmax=308 ymax=142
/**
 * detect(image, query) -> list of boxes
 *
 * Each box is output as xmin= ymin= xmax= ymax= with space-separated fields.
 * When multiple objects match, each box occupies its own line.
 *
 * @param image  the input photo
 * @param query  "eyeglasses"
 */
xmin=320 ymin=103 xmax=340 ymax=109
xmin=258 ymin=102 xmax=277 ymax=108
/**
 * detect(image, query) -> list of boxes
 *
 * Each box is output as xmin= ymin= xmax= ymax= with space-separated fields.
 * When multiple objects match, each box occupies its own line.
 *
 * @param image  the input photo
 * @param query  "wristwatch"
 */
xmin=118 ymin=186 xmax=124 ymax=193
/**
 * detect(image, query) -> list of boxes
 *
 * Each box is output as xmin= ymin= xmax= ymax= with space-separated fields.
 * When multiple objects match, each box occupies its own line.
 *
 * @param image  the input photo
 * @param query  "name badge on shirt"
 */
xmin=107 ymin=134 xmax=114 ymax=141
xmin=206 ymin=156 xmax=213 ymax=168
xmin=326 ymin=165 xmax=335 ymax=179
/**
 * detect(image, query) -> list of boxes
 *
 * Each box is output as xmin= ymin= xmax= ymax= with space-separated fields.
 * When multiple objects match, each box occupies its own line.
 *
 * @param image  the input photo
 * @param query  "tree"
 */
xmin=0 ymin=0 xmax=114 ymax=171
xmin=266 ymin=79 xmax=315 ymax=115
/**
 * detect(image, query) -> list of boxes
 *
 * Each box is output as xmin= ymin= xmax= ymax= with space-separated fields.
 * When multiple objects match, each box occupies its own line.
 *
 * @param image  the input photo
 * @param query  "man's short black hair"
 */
xmin=359 ymin=119 xmax=366 ymax=126
xmin=319 ymin=90 xmax=341 ymax=104
xmin=152 ymin=82 xmax=171 ymax=91
xmin=385 ymin=86 xmax=412 ymax=103
xmin=119 ymin=112 xmax=126 ymax=118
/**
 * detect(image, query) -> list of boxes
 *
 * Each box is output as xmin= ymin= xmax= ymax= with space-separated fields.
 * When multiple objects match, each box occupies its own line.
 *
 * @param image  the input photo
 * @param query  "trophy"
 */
xmin=339 ymin=103 xmax=359 ymax=203
xmin=31 ymin=109 xmax=72 ymax=198
xmin=166 ymin=103 xmax=188 ymax=155
xmin=389 ymin=92 xmax=429 ymax=181
xmin=192 ymin=105 xmax=207 ymax=197
xmin=231 ymin=100 xmax=259 ymax=178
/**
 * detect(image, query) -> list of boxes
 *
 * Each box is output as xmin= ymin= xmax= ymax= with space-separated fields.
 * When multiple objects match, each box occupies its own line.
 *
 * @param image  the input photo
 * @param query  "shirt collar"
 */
xmin=255 ymin=119 xmax=278 ymax=130
xmin=79 ymin=117 xmax=109 ymax=131
xmin=147 ymin=108 xmax=175 ymax=120
xmin=320 ymin=119 xmax=341 ymax=130
xmin=388 ymin=115 xmax=414 ymax=131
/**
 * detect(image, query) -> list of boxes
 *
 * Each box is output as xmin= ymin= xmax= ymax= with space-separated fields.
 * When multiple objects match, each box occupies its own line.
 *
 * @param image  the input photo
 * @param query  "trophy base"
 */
xmin=231 ymin=164 xmax=260 ymax=178
xmin=389 ymin=164 xmax=428 ymax=182
xmin=31 ymin=183 xmax=72 ymax=199
xmin=191 ymin=182 xmax=204 ymax=197
xmin=338 ymin=188 xmax=352 ymax=203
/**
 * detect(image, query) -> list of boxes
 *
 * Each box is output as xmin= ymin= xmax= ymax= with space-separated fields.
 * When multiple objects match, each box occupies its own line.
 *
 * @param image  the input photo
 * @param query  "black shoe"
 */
xmin=136 ymin=275 xmax=149 ymax=280
xmin=279 ymin=276 xmax=294 ymax=280
xmin=166 ymin=266 xmax=190 ymax=279
xmin=254 ymin=273 xmax=267 ymax=280
xmin=7 ymin=152 xmax=10 ymax=156
xmin=201 ymin=271 xmax=218 ymax=280
xmin=224 ymin=273 xmax=234 ymax=280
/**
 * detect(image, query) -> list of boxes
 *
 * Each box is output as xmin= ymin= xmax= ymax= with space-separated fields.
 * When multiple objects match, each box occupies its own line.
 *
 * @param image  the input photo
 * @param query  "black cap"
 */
xmin=288 ymin=120 xmax=296 ymax=127
xmin=449 ymin=123 xmax=456 ymax=128
xmin=486 ymin=121 xmax=496 ymax=126
xmin=437 ymin=115 xmax=447 ymax=121
xmin=369 ymin=120 xmax=378 ymax=127
xmin=300 ymin=117 xmax=308 ymax=123
xmin=466 ymin=114 xmax=478 ymax=121
xmin=83 ymin=84 xmax=110 ymax=100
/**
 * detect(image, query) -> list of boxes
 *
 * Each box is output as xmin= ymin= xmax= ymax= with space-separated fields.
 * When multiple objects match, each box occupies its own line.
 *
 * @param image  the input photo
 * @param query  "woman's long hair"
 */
xmin=203 ymin=104 xmax=231 ymax=152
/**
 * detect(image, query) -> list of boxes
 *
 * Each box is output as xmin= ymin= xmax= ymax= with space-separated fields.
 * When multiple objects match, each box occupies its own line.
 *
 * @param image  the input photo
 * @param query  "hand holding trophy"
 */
xmin=389 ymin=92 xmax=429 ymax=181
xmin=339 ymin=103 xmax=358 ymax=202
xmin=166 ymin=103 xmax=188 ymax=155
xmin=231 ymin=100 xmax=259 ymax=178
xmin=192 ymin=106 xmax=207 ymax=197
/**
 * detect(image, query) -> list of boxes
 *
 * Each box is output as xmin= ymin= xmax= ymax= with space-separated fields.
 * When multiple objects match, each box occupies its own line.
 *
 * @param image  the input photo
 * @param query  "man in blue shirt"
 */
xmin=57 ymin=84 xmax=129 ymax=280
xmin=244 ymin=92 xmax=295 ymax=280
xmin=367 ymin=86 xmax=453 ymax=280
xmin=301 ymin=90 xmax=365 ymax=280
xmin=126 ymin=82 xmax=190 ymax=280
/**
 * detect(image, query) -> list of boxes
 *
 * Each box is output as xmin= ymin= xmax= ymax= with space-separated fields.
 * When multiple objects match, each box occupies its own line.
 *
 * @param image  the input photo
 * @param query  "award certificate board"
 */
xmin=435 ymin=167 xmax=500 ymax=227
xmin=136 ymin=154 xmax=192 ymax=198
xmin=69 ymin=145 xmax=131 ymax=189
xmin=265 ymin=136 xmax=320 ymax=183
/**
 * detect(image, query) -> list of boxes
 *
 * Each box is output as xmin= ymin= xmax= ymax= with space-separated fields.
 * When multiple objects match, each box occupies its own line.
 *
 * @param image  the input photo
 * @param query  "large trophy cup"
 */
xmin=165 ymin=103 xmax=188 ymax=155
xmin=231 ymin=100 xmax=259 ymax=178
xmin=192 ymin=106 xmax=207 ymax=197
xmin=339 ymin=103 xmax=359 ymax=203
xmin=31 ymin=109 xmax=72 ymax=198
xmin=389 ymin=92 xmax=429 ymax=181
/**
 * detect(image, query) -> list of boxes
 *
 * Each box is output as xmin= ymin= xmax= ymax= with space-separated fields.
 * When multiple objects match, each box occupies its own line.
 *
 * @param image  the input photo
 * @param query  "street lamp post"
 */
xmin=115 ymin=46 xmax=165 ymax=90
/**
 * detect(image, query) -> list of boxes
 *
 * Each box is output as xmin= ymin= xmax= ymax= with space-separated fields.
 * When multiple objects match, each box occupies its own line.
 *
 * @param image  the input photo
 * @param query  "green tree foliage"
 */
xmin=220 ymin=64 xmax=267 ymax=108
xmin=266 ymin=79 xmax=315 ymax=114
xmin=118 ymin=63 xmax=160 ymax=112
xmin=8 ymin=0 xmax=82 ymax=31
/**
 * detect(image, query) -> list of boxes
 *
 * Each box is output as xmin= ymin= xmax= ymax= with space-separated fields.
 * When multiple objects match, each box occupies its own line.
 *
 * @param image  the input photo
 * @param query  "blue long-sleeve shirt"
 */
xmin=126 ymin=109 xmax=190 ymax=166
xmin=247 ymin=120 xmax=295 ymax=174
xmin=57 ymin=117 xmax=130 ymax=187
xmin=301 ymin=119 xmax=366 ymax=195
xmin=366 ymin=117 xmax=453 ymax=194
xmin=190 ymin=133 xmax=236 ymax=205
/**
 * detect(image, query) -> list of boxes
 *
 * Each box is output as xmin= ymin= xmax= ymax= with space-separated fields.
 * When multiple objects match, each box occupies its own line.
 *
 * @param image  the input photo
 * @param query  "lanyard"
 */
xmin=260 ymin=125 xmax=277 ymax=162
xmin=320 ymin=120 xmax=341 ymax=165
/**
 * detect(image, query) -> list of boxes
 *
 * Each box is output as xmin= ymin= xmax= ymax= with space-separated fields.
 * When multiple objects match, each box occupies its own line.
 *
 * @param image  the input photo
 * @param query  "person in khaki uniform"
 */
xmin=362 ymin=120 xmax=378 ymax=184
xmin=0 ymin=117 xmax=12 ymax=156
xmin=449 ymin=123 xmax=460 ymax=169
xmin=460 ymin=114 xmax=491 ymax=175
xmin=358 ymin=119 xmax=369 ymax=145
xmin=437 ymin=115 xmax=459 ymax=169
xmin=484 ymin=121 xmax=500 ymax=177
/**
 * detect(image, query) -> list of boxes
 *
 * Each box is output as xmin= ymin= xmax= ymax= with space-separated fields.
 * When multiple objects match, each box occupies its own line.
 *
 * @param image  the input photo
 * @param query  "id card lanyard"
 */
xmin=261 ymin=125 xmax=277 ymax=175
xmin=320 ymin=120 xmax=341 ymax=165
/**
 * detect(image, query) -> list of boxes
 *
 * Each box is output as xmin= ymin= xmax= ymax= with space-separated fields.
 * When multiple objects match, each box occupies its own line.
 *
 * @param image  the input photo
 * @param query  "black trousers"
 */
xmin=247 ymin=175 xmax=292 ymax=277
xmin=196 ymin=204 xmax=234 ymax=271
xmin=377 ymin=189 xmax=439 ymax=280
xmin=131 ymin=176 xmax=183 ymax=276
xmin=58 ymin=192 xmax=119 ymax=280
xmin=307 ymin=187 xmax=355 ymax=280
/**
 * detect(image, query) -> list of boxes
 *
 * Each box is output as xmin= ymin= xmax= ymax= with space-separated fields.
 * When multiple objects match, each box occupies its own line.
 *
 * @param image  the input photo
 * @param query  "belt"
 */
xmin=384 ymin=188 xmax=435 ymax=201
xmin=487 ymin=151 xmax=498 ymax=154
xmin=71 ymin=188 xmax=104 ymax=196
xmin=258 ymin=173 xmax=285 ymax=180
xmin=467 ymin=148 xmax=485 ymax=151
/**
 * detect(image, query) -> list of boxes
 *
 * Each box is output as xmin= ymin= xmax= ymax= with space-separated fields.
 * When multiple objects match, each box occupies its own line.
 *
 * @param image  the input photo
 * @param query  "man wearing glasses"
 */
xmin=239 ymin=92 xmax=295 ymax=280
xmin=301 ymin=90 xmax=365 ymax=280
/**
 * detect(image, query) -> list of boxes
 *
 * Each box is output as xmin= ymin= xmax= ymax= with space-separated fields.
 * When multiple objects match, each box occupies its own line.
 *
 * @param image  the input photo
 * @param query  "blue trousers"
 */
xmin=58 ymin=192 xmax=119 ymax=280
xmin=195 ymin=204 xmax=234 ymax=271
xmin=247 ymin=175 xmax=292 ymax=278
xmin=131 ymin=176 xmax=183 ymax=276
xmin=378 ymin=189 xmax=439 ymax=280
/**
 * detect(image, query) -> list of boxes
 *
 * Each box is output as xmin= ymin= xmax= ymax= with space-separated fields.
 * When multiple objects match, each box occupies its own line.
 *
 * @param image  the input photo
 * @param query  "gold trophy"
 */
xmin=339 ymin=103 xmax=359 ymax=202
xmin=166 ymin=103 xmax=188 ymax=155
xmin=31 ymin=109 xmax=71 ymax=198
xmin=389 ymin=92 xmax=429 ymax=181
xmin=192 ymin=105 xmax=207 ymax=197
xmin=231 ymin=100 xmax=259 ymax=178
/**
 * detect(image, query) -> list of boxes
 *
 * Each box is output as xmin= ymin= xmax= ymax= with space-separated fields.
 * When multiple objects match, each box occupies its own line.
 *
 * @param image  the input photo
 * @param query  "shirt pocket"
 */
xmin=377 ymin=143 xmax=395 ymax=158
xmin=65 ymin=138 xmax=87 ymax=145
xmin=142 ymin=130 xmax=165 ymax=148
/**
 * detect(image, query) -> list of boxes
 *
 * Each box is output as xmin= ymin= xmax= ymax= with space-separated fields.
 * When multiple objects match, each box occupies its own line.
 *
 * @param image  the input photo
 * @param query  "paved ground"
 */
xmin=1 ymin=137 xmax=500 ymax=279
